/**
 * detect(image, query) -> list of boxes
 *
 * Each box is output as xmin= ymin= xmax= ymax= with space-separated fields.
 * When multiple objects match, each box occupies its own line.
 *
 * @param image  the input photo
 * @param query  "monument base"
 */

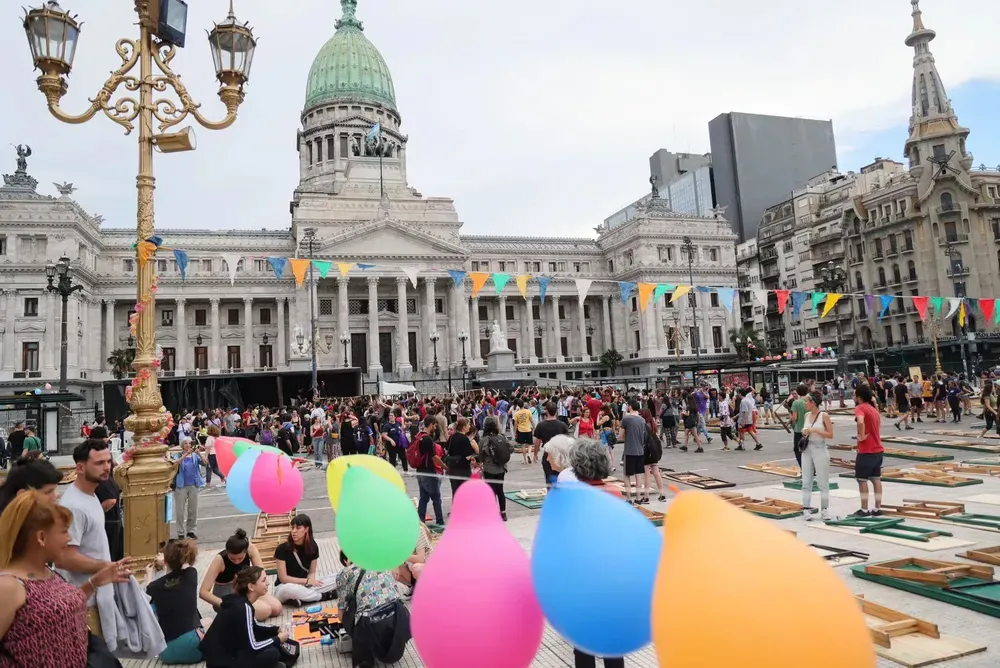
xmin=486 ymin=348 xmax=516 ymax=373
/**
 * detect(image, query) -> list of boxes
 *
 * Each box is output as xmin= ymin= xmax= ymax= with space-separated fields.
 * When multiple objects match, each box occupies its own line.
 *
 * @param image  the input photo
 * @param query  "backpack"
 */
xmin=488 ymin=434 xmax=511 ymax=466
xmin=407 ymin=432 xmax=430 ymax=469
xmin=260 ymin=429 xmax=273 ymax=445
xmin=643 ymin=423 xmax=662 ymax=465
xmin=386 ymin=422 xmax=404 ymax=448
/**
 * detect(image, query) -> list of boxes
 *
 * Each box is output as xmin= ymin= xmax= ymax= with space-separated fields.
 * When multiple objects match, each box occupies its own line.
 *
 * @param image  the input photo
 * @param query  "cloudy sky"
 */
xmin=2 ymin=0 xmax=998 ymax=238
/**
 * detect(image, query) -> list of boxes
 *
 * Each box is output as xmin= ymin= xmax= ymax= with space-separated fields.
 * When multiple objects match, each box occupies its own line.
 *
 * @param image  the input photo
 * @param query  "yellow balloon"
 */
xmin=327 ymin=455 xmax=406 ymax=510
xmin=652 ymin=492 xmax=875 ymax=667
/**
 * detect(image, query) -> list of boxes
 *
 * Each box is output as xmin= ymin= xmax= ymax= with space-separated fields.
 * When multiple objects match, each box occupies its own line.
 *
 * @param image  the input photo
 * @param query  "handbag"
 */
xmin=87 ymin=633 xmax=124 ymax=668
xmin=796 ymin=412 xmax=821 ymax=454
xmin=277 ymin=638 xmax=301 ymax=667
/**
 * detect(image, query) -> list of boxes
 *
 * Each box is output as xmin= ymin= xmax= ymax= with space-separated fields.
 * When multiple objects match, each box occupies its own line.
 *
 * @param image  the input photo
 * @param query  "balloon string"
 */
xmin=333 ymin=464 xmax=670 ymax=488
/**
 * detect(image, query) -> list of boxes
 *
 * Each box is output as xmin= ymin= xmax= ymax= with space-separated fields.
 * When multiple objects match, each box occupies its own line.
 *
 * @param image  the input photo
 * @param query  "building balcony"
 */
xmin=759 ymin=248 xmax=778 ymax=262
xmin=809 ymin=230 xmax=842 ymax=246
xmin=947 ymin=266 xmax=971 ymax=278
xmin=939 ymin=233 xmax=970 ymax=246
xmin=936 ymin=203 xmax=962 ymax=216
xmin=885 ymin=246 xmax=899 ymax=257
xmin=903 ymin=273 xmax=918 ymax=284
xmin=902 ymin=243 xmax=915 ymax=253
xmin=849 ymin=255 xmax=865 ymax=266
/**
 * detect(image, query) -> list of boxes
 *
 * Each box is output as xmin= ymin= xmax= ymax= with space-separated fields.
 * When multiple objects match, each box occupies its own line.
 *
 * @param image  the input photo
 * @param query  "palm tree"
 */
xmin=599 ymin=348 xmax=624 ymax=376
xmin=107 ymin=348 xmax=135 ymax=380
xmin=729 ymin=327 xmax=767 ymax=361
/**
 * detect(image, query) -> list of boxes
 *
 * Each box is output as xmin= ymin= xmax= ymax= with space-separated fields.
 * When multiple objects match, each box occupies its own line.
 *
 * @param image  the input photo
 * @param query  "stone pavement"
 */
xmin=121 ymin=411 xmax=1000 ymax=667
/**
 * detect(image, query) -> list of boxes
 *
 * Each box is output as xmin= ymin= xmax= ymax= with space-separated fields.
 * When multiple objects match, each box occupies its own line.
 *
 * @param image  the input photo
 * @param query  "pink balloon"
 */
xmin=214 ymin=437 xmax=240 ymax=476
xmin=411 ymin=480 xmax=542 ymax=667
xmin=249 ymin=451 xmax=304 ymax=514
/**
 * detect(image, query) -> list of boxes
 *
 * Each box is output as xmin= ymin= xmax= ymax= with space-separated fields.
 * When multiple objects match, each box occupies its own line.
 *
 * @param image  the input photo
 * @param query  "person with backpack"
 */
xmin=477 ymin=416 xmax=512 ymax=521
xmin=381 ymin=408 xmax=409 ymax=473
xmin=409 ymin=417 xmax=445 ymax=526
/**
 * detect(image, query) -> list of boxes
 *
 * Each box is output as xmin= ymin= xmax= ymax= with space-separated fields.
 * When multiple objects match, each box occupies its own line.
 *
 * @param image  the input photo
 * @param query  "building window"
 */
xmin=194 ymin=347 xmax=208 ymax=370
xmin=21 ymin=342 xmax=39 ymax=372
xmin=712 ymin=326 xmax=723 ymax=349
xmin=259 ymin=308 xmax=272 ymax=325
xmin=584 ymin=305 xmax=591 ymax=318
xmin=259 ymin=345 xmax=273 ymax=368
xmin=194 ymin=309 xmax=207 ymax=326
xmin=625 ymin=251 xmax=634 ymax=266
xmin=634 ymin=330 xmax=640 ymax=352
xmin=227 ymin=308 xmax=239 ymax=325
xmin=23 ymin=298 xmax=38 ymax=317
xmin=319 ymin=299 xmax=333 ymax=316
xmin=710 ymin=293 xmax=719 ymax=308
xmin=573 ymin=262 xmax=582 ymax=273
xmin=0 ymin=237 xmax=6 ymax=255
xmin=498 ymin=261 xmax=511 ymax=272
xmin=254 ymin=259 xmax=267 ymax=272
xmin=161 ymin=309 xmax=174 ymax=327
xmin=505 ymin=304 xmax=515 ymax=320
xmin=874 ymin=239 xmax=883 ymax=256
xmin=915 ymin=321 xmax=924 ymax=340
xmin=689 ymin=326 xmax=698 ymax=349
xmin=884 ymin=325 xmax=894 ymax=346
xmin=548 ymin=262 xmax=558 ymax=272
xmin=348 ymin=299 xmax=369 ymax=315
xmin=708 ymin=248 xmax=718 ymax=262
xmin=157 ymin=259 xmax=168 ymax=273
xmin=123 ymin=259 xmax=134 ymax=273
xmin=478 ymin=303 xmax=488 ymax=320
xmin=687 ymin=293 xmax=696 ymax=308
xmin=631 ymin=297 xmax=637 ymax=313
xmin=558 ymin=304 xmax=566 ymax=319
xmin=161 ymin=347 xmax=175 ymax=371
xmin=435 ymin=298 xmax=444 ymax=314
xmin=227 ymin=346 xmax=241 ymax=369
xmin=607 ymin=260 xmax=614 ymax=273
xmin=903 ymin=230 xmax=914 ymax=250
xmin=407 ymin=299 xmax=417 ymax=314
xmin=532 ymin=304 xmax=540 ymax=319
xmin=783 ymin=241 xmax=793 ymax=252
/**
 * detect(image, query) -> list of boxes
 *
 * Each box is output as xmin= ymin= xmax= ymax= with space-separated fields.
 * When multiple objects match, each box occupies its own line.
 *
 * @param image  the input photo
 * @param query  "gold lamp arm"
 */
xmin=42 ymin=38 xmax=142 ymax=133
xmin=150 ymin=41 xmax=241 ymax=133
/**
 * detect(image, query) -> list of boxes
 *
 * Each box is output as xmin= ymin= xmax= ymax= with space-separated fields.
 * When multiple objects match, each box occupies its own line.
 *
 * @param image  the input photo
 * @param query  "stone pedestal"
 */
xmin=486 ymin=348 xmax=516 ymax=373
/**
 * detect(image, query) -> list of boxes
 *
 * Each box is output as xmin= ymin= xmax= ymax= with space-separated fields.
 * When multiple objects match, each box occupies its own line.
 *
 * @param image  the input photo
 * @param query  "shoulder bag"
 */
xmin=795 ymin=411 xmax=822 ymax=454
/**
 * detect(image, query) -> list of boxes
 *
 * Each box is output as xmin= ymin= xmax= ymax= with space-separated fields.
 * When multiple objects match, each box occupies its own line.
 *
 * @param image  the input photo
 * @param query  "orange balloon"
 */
xmin=652 ymin=492 xmax=875 ymax=667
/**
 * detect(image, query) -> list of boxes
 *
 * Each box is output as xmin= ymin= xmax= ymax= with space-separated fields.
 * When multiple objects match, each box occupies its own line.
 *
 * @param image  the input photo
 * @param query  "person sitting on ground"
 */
xmin=0 ymin=455 xmax=63 ymax=515
xmin=337 ymin=550 xmax=411 ymax=668
xmin=199 ymin=566 xmax=289 ymax=668
xmin=200 ymin=528 xmax=282 ymax=621
xmin=392 ymin=525 xmax=432 ymax=596
xmin=273 ymin=514 xmax=337 ymax=606
xmin=146 ymin=538 xmax=210 ymax=665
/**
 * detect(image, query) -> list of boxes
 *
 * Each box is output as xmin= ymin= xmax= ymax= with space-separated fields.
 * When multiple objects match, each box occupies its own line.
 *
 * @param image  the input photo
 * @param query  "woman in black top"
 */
xmin=147 ymin=539 xmax=205 ymax=665
xmin=272 ymin=514 xmax=337 ymax=605
xmin=340 ymin=411 xmax=357 ymax=457
xmin=199 ymin=567 xmax=288 ymax=668
xmin=199 ymin=529 xmax=282 ymax=620
xmin=445 ymin=417 xmax=479 ymax=498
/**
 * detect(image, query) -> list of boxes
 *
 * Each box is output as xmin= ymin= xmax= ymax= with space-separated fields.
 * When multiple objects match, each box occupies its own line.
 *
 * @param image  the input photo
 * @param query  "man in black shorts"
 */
xmin=617 ymin=400 xmax=647 ymax=505
xmin=893 ymin=378 xmax=912 ymax=430
xmin=854 ymin=384 xmax=885 ymax=517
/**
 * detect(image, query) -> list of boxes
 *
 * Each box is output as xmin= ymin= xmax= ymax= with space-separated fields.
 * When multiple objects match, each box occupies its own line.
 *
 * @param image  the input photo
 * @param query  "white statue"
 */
xmin=490 ymin=319 xmax=506 ymax=351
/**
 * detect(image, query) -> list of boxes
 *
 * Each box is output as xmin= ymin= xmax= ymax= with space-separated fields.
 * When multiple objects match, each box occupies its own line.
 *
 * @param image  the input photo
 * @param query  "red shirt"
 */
xmin=586 ymin=397 xmax=603 ymax=421
xmin=855 ymin=403 xmax=883 ymax=454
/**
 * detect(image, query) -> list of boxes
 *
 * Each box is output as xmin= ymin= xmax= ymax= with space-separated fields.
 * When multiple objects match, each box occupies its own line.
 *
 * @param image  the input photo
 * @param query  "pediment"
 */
xmin=317 ymin=219 xmax=468 ymax=259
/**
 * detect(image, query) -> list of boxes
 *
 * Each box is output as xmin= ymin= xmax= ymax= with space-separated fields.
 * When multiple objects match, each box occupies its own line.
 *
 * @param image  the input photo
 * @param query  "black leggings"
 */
xmin=386 ymin=444 xmax=409 ymax=471
xmin=574 ymin=649 xmax=625 ymax=668
xmin=235 ymin=646 xmax=282 ymax=668
xmin=719 ymin=426 xmax=734 ymax=445
xmin=483 ymin=471 xmax=506 ymax=513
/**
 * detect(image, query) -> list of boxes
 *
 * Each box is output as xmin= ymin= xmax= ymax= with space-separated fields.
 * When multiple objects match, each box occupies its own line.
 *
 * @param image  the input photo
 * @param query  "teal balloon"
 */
xmin=336 ymin=466 xmax=420 ymax=571
xmin=226 ymin=449 xmax=261 ymax=514
xmin=233 ymin=440 xmax=286 ymax=459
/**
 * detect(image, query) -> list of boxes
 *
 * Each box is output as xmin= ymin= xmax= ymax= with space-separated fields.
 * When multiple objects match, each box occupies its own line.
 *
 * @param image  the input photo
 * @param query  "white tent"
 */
xmin=380 ymin=380 xmax=417 ymax=396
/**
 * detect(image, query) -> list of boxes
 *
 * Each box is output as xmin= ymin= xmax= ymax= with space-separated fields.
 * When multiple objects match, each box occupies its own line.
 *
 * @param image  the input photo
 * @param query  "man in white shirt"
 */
xmin=737 ymin=388 xmax=763 ymax=451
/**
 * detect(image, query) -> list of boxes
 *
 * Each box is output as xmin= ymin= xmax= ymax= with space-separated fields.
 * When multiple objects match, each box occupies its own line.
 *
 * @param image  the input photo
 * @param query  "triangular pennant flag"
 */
xmin=470 ymin=272 xmax=490 ymax=297
xmin=575 ymin=278 xmax=593 ymax=307
xmin=945 ymin=298 xmax=961 ymax=319
xmin=537 ymin=276 xmax=552 ymax=304
xmin=820 ymin=293 xmax=842 ymax=318
xmin=289 ymin=258 xmax=310 ymax=287
xmin=775 ymin=290 xmax=789 ymax=315
xmin=671 ymin=285 xmax=692 ymax=303
xmin=402 ymin=266 xmax=419 ymax=288
xmin=221 ymin=253 xmax=241 ymax=286
xmin=492 ymin=273 xmax=511 ymax=294
xmin=637 ymin=283 xmax=656 ymax=312
xmin=930 ymin=296 xmax=945 ymax=317
xmin=313 ymin=260 xmax=332 ymax=279
xmin=448 ymin=269 xmax=466 ymax=288
xmin=981 ymin=299 xmax=997 ymax=325
xmin=791 ymin=292 xmax=807 ymax=319
xmin=619 ymin=282 xmax=637 ymax=304
xmin=752 ymin=289 xmax=769 ymax=307
xmin=912 ymin=296 xmax=929 ymax=321
xmin=173 ymin=249 xmax=189 ymax=280
xmin=695 ymin=286 xmax=712 ymax=293
xmin=357 ymin=263 xmax=375 ymax=270
xmin=959 ymin=300 xmax=966 ymax=327
xmin=337 ymin=262 xmax=354 ymax=278
xmin=137 ymin=241 xmax=157 ymax=267
xmin=267 ymin=256 xmax=286 ymax=280
xmin=809 ymin=292 xmax=826 ymax=315
xmin=653 ymin=284 xmax=675 ymax=301
xmin=878 ymin=295 xmax=894 ymax=320
xmin=864 ymin=294 xmax=875 ymax=315
xmin=516 ymin=274 xmax=530 ymax=299
xmin=716 ymin=288 xmax=737 ymax=312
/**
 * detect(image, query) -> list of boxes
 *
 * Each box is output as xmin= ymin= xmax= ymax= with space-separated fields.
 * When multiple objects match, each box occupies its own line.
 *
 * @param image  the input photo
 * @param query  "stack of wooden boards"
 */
xmin=252 ymin=510 xmax=295 ymax=574
xmin=853 ymin=557 xmax=1000 ymax=619
xmin=717 ymin=491 xmax=804 ymax=519
xmin=837 ymin=467 xmax=983 ymax=488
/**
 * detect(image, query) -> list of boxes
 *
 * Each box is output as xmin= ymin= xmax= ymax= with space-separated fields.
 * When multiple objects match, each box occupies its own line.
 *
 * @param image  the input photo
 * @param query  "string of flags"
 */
xmin=134 ymin=237 xmax=994 ymax=327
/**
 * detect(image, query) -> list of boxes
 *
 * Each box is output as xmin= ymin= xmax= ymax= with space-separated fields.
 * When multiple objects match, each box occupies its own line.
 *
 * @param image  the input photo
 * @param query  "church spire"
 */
xmin=905 ymin=0 xmax=952 ymax=124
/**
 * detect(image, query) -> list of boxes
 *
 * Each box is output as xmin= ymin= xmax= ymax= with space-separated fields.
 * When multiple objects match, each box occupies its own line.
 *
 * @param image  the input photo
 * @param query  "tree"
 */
xmin=729 ymin=327 xmax=768 ymax=361
xmin=599 ymin=348 xmax=624 ymax=376
xmin=107 ymin=348 xmax=135 ymax=380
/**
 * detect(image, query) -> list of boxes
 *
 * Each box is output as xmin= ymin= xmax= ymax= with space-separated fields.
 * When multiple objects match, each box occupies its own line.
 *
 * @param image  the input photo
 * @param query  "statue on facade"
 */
xmin=710 ymin=204 xmax=728 ymax=221
xmin=489 ymin=319 xmax=506 ymax=351
xmin=649 ymin=174 xmax=660 ymax=199
xmin=53 ymin=181 xmax=76 ymax=197
xmin=14 ymin=144 xmax=31 ymax=172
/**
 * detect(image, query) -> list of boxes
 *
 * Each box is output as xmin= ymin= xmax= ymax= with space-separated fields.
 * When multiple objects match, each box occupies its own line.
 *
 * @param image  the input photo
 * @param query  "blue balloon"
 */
xmin=531 ymin=482 xmax=661 ymax=657
xmin=33 ymin=389 xmax=41 ymax=395
xmin=226 ymin=449 xmax=261 ymax=514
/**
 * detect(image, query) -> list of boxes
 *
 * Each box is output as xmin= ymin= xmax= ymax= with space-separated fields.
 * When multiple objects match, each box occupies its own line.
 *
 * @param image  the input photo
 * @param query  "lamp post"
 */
xmin=942 ymin=239 xmax=969 ymax=378
xmin=22 ymin=0 xmax=260 ymax=565
xmin=818 ymin=260 xmax=848 ymax=379
xmin=339 ymin=331 xmax=350 ymax=367
xmin=681 ymin=236 xmax=701 ymax=368
xmin=458 ymin=329 xmax=468 ymax=390
xmin=301 ymin=228 xmax=318 ymax=398
xmin=45 ymin=255 xmax=84 ymax=391
xmin=429 ymin=330 xmax=440 ymax=372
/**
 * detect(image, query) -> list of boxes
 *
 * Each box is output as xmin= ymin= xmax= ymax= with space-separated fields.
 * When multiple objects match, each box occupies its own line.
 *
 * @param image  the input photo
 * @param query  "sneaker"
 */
xmin=186 ymin=532 xmax=197 ymax=540
xmin=694 ymin=447 xmax=704 ymax=453
xmin=658 ymin=494 xmax=666 ymax=501
xmin=707 ymin=437 xmax=713 ymax=443
xmin=679 ymin=446 xmax=688 ymax=452
xmin=852 ymin=509 xmax=871 ymax=517
xmin=735 ymin=445 xmax=745 ymax=451
xmin=500 ymin=512 xmax=508 ymax=522
xmin=753 ymin=444 xmax=763 ymax=451
xmin=894 ymin=422 xmax=901 ymax=431
xmin=870 ymin=508 xmax=884 ymax=517
xmin=905 ymin=425 xmax=914 ymax=430
xmin=820 ymin=510 xmax=834 ymax=521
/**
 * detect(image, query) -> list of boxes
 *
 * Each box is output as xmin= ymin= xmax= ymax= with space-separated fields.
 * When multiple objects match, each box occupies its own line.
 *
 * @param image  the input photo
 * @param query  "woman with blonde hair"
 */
xmin=0 ymin=490 xmax=131 ymax=668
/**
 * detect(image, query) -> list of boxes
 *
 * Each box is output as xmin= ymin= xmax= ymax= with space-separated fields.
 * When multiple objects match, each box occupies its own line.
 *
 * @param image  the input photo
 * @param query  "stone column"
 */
xmin=550 ymin=295 xmax=562 ymax=361
xmin=243 ymin=297 xmax=254 ymax=370
xmin=175 ymin=298 xmax=186 ymax=372
xmin=396 ymin=277 xmax=411 ymax=377
xmin=77 ymin=296 xmax=88 ymax=373
xmin=498 ymin=295 xmax=508 ymax=352
xmin=2 ymin=291 xmax=15 ymax=371
xmin=577 ymin=297 xmax=588 ymax=360
xmin=89 ymin=299 xmax=101 ymax=375
xmin=423 ymin=278 xmax=436 ymax=371
xmin=367 ymin=277 xmax=382 ymax=376
xmin=612 ymin=298 xmax=626 ymax=354
xmin=654 ymin=297 xmax=667 ymax=352
xmin=44 ymin=291 xmax=57 ymax=373
xmin=469 ymin=296 xmax=481 ymax=365
xmin=601 ymin=295 xmax=613 ymax=355
xmin=277 ymin=297 xmax=287 ymax=367
xmin=66 ymin=294 xmax=79 ymax=376
xmin=337 ymin=278 xmax=349 ymax=366
xmin=210 ymin=298 xmax=221 ymax=370
xmin=103 ymin=299 xmax=115 ymax=372
xmin=447 ymin=285 xmax=459 ymax=366
xmin=524 ymin=296 xmax=536 ymax=362
xmin=642 ymin=301 xmax=657 ymax=354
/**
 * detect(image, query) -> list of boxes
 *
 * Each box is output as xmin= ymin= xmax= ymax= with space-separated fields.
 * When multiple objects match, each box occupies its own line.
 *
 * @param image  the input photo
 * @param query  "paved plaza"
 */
xmin=120 ymin=411 xmax=1000 ymax=667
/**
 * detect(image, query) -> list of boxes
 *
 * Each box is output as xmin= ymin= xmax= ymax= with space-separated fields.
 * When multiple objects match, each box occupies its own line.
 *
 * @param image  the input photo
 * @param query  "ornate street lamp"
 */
xmin=429 ymin=330 xmax=441 ymax=372
xmin=681 ymin=236 xmax=701 ymax=367
xmin=458 ymin=329 xmax=469 ymax=371
xmin=195 ymin=331 xmax=203 ymax=346
xmin=819 ymin=260 xmax=848 ymax=394
xmin=22 ymin=0 xmax=257 ymax=568
xmin=339 ymin=331 xmax=351 ymax=368
xmin=45 ymin=255 xmax=84 ymax=391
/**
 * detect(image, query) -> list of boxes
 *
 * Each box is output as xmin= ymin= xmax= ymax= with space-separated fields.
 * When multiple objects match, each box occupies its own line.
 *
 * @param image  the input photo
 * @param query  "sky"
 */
xmin=2 ymin=0 xmax=999 ymax=238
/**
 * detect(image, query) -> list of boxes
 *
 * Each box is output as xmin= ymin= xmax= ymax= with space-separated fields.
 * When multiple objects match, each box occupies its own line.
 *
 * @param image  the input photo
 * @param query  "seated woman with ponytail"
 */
xmin=146 ymin=538 xmax=210 ymax=664
xmin=200 ymin=528 xmax=282 ymax=621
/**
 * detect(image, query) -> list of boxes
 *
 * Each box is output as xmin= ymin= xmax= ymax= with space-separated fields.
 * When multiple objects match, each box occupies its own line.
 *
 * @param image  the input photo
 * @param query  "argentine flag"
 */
xmin=366 ymin=123 xmax=381 ymax=144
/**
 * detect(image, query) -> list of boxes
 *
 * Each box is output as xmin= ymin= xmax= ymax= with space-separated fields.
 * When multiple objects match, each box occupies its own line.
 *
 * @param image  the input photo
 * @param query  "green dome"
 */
xmin=304 ymin=0 xmax=397 ymax=112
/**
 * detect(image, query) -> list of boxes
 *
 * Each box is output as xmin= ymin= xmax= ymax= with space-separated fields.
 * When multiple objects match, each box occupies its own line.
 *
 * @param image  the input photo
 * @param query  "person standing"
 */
xmin=204 ymin=425 xmax=226 ymax=487
xmin=799 ymin=391 xmax=834 ymax=520
xmin=173 ymin=439 xmax=206 ymax=540
xmin=7 ymin=422 xmax=26 ymax=461
xmin=737 ymin=388 xmax=763 ymax=451
xmin=533 ymin=401 xmax=569 ymax=485
xmin=444 ymin=418 xmax=478 ymax=498
xmin=22 ymin=427 xmax=42 ymax=454
xmin=617 ymin=400 xmax=647 ymax=504
xmin=512 ymin=400 xmax=536 ymax=464
xmin=478 ymin=416 xmax=512 ymax=521
xmin=893 ymin=377 xmax=913 ymax=430
xmin=789 ymin=384 xmax=809 ymax=467
xmin=414 ymin=417 xmax=446 ymax=527
xmin=854 ymin=384 xmax=885 ymax=517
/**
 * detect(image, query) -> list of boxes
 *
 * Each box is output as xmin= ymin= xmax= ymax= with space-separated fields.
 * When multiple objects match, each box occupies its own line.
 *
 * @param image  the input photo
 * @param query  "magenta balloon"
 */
xmin=249 ymin=451 xmax=304 ymax=514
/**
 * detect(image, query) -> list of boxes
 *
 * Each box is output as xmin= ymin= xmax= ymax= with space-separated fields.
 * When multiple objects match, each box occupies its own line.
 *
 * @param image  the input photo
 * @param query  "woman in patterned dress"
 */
xmin=0 ymin=490 xmax=131 ymax=668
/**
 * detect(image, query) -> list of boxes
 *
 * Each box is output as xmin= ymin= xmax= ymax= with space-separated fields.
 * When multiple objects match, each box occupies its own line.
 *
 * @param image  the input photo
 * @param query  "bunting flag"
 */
xmin=912 ymin=296 xmax=929 ymax=321
xmin=448 ymin=269 xmax=466 ymax=288
xmin=864 ymin=294 xmax=875 ymax=314
xmin=267 ymin=257 xmax=286 ymax=280
xmin=671 ymin=285 xmax=692 ymax=303
xmin=716 ymin=288 xmax=737 ymax=312
xmin=173 ymin=249 xmax=189 ymax=280
xmin=878 ymin=295 xmax=894 ymax=319
xmin=810 ymin=292 xmax=826 ymax=315
xmin=653 ymin=284 xmax=674 ymax=302
xmin=775 ymin=289 xmax=789 ymax=314
xmin=402 ymin=265 xmax=420 ymax=288
xmin=313 ymin=260 xmax=332 ymax=279
xmin=575 ymin=278 xmax=593 ymax=307
xmin=516 ymin=274 xmax=530 ymax=299
xmin=791 ymin=292 xmax=807 ymax=319
xmin=930 ymin=296 xmax=945 ymax=317
xmin=492 ymin=273 xmax=511 ymax=294
xmin=470 ymin=272 xmax=490 ymax=297
xmin=357 ymin=263 xmax=376 ymax=270
xmin=981 ymin=299 xmax=996 ymax=325
xmin=619 ymin=282 xmax=637 ymax=304
xmin=289 ymin=258 xmax=310 ymax=287
xmin=337 ymin=262 xmax=354 ymax=278
xmin=137 ymin=241 xmax=158 ymax=267
xmin=537 ymin=276 xmax=552 ymax=304
xmin=221 ymin=253 xmax=242 ymax=286
xmin=945 ymin=298 xmax=962 ymax=320
xmin=752 ymin=289 xmax=768 ymax=307
xmin=821 ymin=293 xmax=842 ymax=318
xmin=959 ymin=300 xmax=966 ymax=327
xmin=637 ymin=283 xmax=656 ymax=312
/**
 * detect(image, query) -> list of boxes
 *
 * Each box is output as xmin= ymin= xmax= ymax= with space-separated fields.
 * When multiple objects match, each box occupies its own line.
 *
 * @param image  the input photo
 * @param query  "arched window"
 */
xmin=907 ymin=260 xmax=916 ymax=280
xmin=853 ymin=217 xmax=860 ymax=235
xmin=940 ymin=192 xmax=954 ymax=210
xmin=878 ymin=267 xmax=886 ymax=285
xmin=854 ymin=271 xmax=864 ymax=290
xmin=892 ymin=264 xmax=901 ymax=283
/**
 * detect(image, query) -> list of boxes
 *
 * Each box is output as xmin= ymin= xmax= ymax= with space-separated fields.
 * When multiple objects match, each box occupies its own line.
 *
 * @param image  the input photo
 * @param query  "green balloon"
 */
xmin=233 ymin=441 xmax=285 ymax=458
xmin=336 ymin=466 xmax=420 ymax=571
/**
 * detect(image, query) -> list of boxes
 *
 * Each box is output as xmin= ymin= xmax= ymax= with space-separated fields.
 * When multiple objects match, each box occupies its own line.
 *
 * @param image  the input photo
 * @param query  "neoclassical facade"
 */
xmin=0 ymin=0 xmax=740 ymax=405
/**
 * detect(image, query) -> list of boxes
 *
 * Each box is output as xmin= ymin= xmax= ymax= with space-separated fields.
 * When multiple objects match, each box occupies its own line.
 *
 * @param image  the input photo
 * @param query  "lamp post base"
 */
xmin=114 ymin=444 xmax=175 ymax=570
